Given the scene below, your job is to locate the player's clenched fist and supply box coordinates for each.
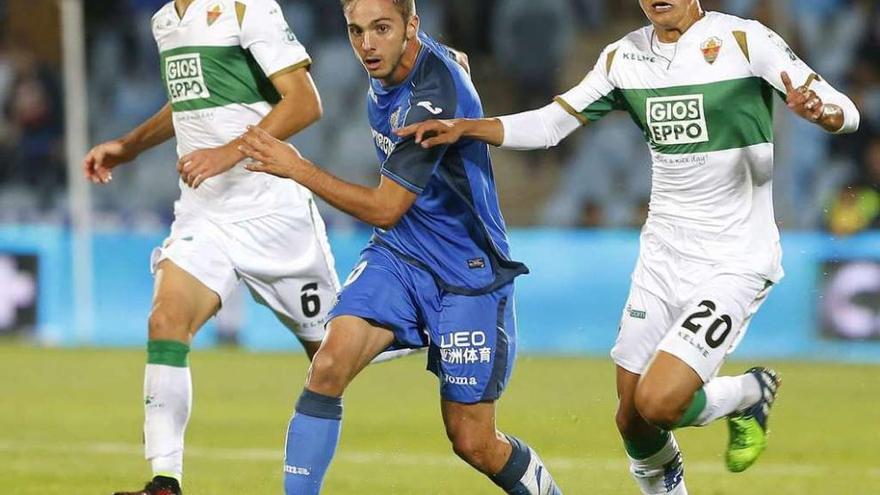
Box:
[239,125,312,181]
[781,71,825,123]
[82,140,134,184]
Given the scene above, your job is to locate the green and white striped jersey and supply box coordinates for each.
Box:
[152,0,311,222]
[557,12,857,281]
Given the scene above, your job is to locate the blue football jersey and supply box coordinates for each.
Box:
[366,33,528,295]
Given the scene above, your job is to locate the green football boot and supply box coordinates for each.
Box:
[726,367,781,473]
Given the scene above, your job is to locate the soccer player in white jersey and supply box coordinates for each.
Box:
[82,1,337,494]
[398,0,860,493]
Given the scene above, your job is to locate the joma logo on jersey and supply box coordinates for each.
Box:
[646,95,709,146]
[165,53,211,103]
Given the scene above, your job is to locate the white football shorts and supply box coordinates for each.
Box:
[611,228,774,382]
[150,195,339,343]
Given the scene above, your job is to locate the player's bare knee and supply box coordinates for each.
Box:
[147,307,191,341]
[634,386,683,429]
[449,432,493,470]
[306,350,350,396]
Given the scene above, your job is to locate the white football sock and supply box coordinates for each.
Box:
[628,433,688,495]
[144,363,192,481]
[695,374,761,426]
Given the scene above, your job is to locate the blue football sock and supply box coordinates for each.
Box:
[492,435,563,495]
[283,389,343,495]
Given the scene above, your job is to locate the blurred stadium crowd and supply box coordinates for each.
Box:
[0,0,878,233]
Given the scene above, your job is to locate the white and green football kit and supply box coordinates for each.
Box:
[149,0,338,342]
[140,1,338,483]
[494,11,857,493]
[506,11,858,381]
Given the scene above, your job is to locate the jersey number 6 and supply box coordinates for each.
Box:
[300,283,321,318]
[681,300,733,349]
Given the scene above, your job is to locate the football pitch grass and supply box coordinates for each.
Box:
[1,345,877,494]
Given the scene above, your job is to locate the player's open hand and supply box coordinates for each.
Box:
[396,119,463,148]
[239,125,311,181]
[177,143,242,189]
[782,71,824,123]
[83,140,133,184]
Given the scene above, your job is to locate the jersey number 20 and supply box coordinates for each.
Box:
[681,300,733,349]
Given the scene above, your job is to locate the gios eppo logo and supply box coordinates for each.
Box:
[646,94,709,146]
[165,53,211,103]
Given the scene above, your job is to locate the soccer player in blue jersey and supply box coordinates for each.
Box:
[237,0,563,494]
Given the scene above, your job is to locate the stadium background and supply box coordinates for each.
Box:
[0,0,878,494]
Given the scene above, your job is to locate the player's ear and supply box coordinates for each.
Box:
[406,14,419,40]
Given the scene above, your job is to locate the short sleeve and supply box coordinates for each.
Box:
[239,0,311,79]
[380,62,458,194]
[555,44,624,125]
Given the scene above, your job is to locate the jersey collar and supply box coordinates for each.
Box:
[172,0,204,23]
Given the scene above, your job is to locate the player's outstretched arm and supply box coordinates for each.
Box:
[750,22,859,134]
[398,43,621,151]
[178,67,322,189]
[396,101,582,151]
[83,103,174,184]
[240,126,415,230]
[396,118,504,148]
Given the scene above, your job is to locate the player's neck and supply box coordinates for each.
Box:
[174,0,195,18]
[654,7,705,43]
[380,37,423,87]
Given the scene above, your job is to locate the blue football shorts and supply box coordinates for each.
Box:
[329,244,517,404]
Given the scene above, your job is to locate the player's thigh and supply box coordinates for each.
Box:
[232,207,340,344]
[151,259,221,341]
[615,365,660,437]
[330,246,433,350]
[431,283,516,405]
[306,315,396,396]
[611,282,676,377]
[149,214,236,340]
[654,271,772,383]
[307,248,427,395]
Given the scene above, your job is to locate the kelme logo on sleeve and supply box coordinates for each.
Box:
[165,53,211,103]
[646,95,709,146]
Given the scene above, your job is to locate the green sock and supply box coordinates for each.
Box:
[624,429,670,460]
[675,388,707,428]
[147,340,190,367]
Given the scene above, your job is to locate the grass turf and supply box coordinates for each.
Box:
[0,345,877,494]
